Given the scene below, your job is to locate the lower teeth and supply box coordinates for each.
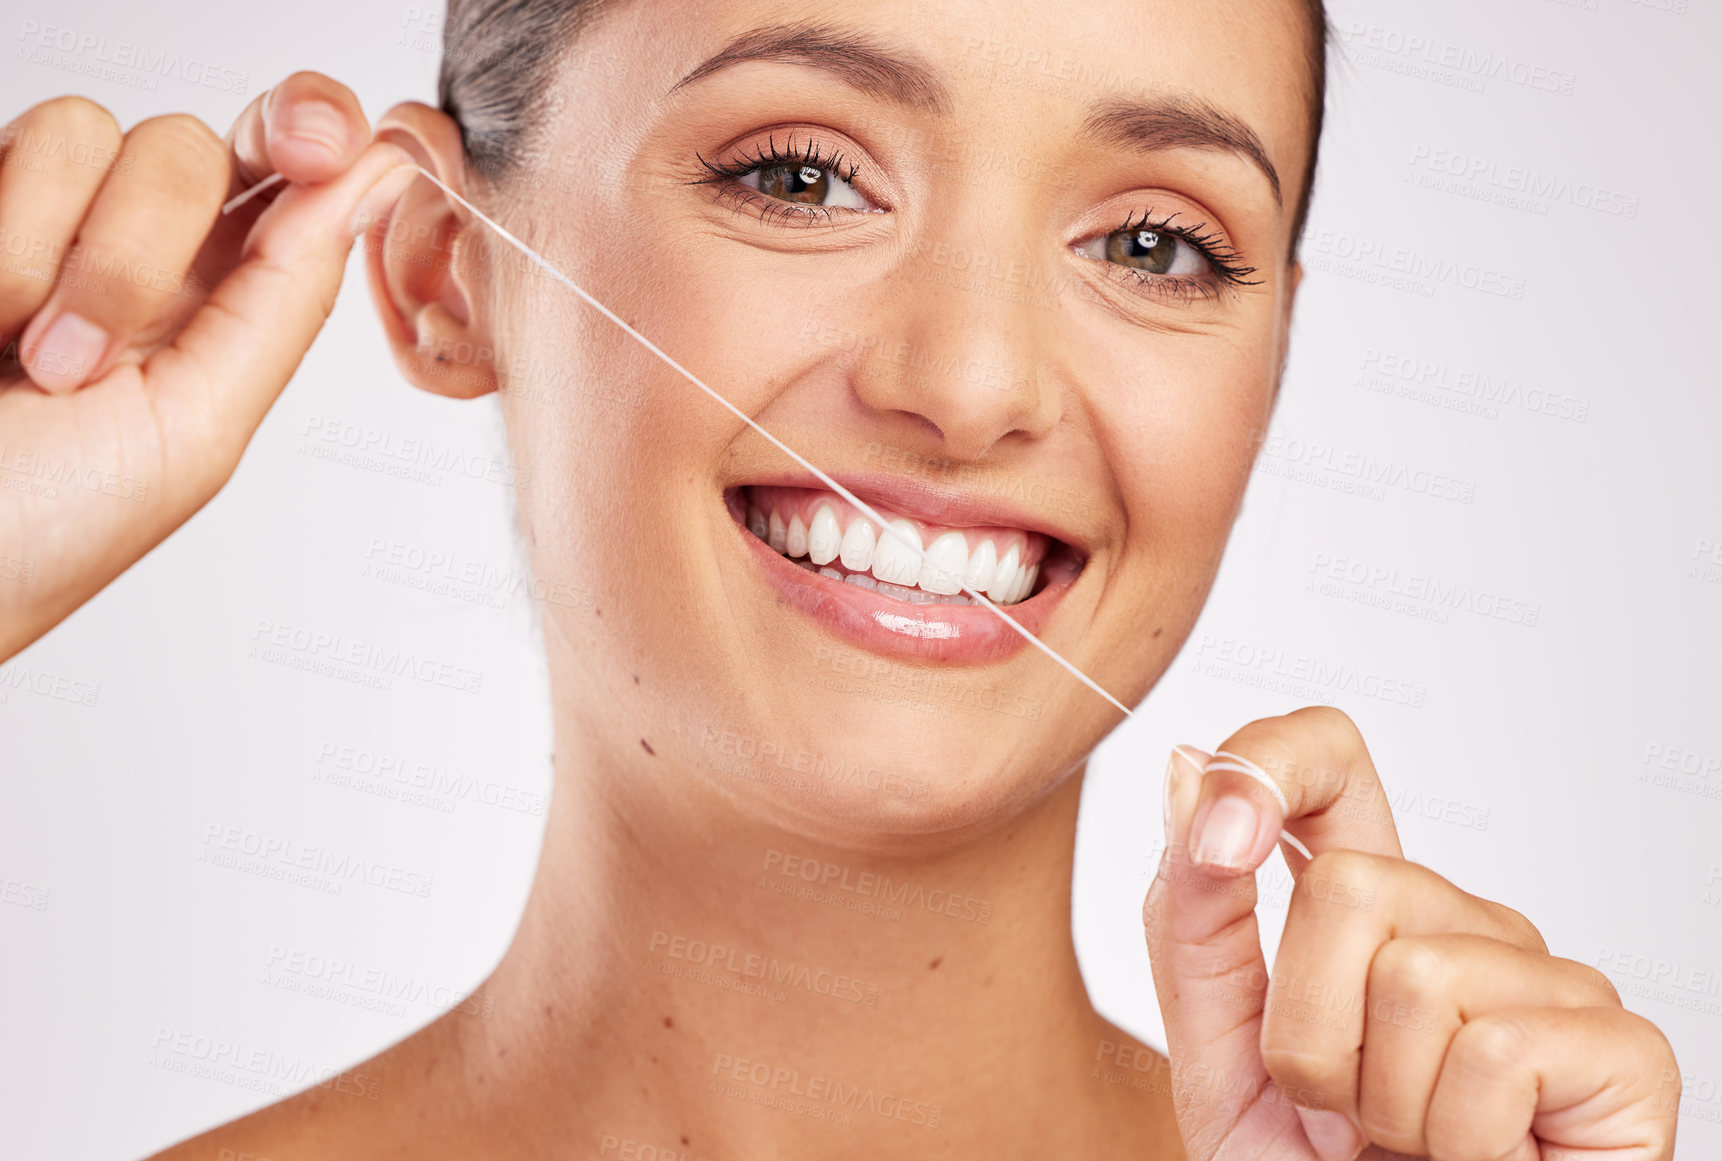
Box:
[793,555,982,605]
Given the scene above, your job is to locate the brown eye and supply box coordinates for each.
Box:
[1078,224,1210,279]
[757,164,829,204]
[737,160,870,211]
[1106,228,1177,274]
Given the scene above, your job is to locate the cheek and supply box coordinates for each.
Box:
[1099,329,1279,565]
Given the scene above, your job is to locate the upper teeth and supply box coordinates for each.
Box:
[745,487,1043,606]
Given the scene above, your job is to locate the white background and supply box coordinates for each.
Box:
[1,0,1719,1156]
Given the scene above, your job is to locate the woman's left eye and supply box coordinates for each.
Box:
[739,163,871,210]
[1076,226,1211,277]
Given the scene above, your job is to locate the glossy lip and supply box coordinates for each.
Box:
[725,472,1090,666]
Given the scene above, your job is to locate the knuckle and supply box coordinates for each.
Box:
[1289,704,1360,739]
[1357,1104,1422,1154]
[1369,938,1449,1007]
[281,69,344,96]
[127,114,231,187]
[1489,902,1547,954]
[1299,849,1379,902]
[27,94,122,146]
[1259,1042,1348,1097]
[1565,960,1621,1006]
[1452,1013,1530,1074]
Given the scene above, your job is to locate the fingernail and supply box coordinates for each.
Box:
[284,99,348,158]
[1294,1107,1365,1161]
[1190,794,1260,871]
[24,311,107,392]
[349,163,421,238]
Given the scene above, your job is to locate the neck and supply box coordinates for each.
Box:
[450,705,1140,1158]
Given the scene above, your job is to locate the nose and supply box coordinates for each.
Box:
[848,242,1064,462]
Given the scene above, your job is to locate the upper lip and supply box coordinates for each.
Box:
[732,468,1092,554]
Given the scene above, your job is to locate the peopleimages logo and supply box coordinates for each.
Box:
[711,1053,943,1128]
[760,849,993,924]
[1407,145,1640,219]
[648,930,880,1005]
[199,824,434,898]
[1338,22,1578,96]
[15,21,251,93]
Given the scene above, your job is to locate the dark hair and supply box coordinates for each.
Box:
[440,0,1329,251]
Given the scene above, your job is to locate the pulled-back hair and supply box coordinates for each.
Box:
[439,0,1330,250]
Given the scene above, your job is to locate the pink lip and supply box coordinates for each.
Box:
[728,486,1084,666]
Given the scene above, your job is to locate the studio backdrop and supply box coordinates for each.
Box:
[1,0,1718,1156]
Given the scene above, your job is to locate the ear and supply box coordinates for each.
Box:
[361,101,496,399]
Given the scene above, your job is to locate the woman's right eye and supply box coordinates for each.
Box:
[738,163,872,211]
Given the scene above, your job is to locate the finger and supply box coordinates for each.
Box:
[0,97,123,341]
[1147,744,1299,1156]
[1357,936,1620,1155]
[1427,1007,1679,1161]
[1262,852,1549,1147]
[225,70,371,195]
[1186,706,1401,877]
[14,114,231,394]
[141,141,419,506]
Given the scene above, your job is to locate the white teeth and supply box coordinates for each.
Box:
[964,539,997,593]
[878,579,934,604]
[872,519,923,587]
[839,519,877,572]
[747,491,1046,606]
[808,505,841,566]
[987,544,1021,604]
[920,531,968,595]
[1013,562,1039,604]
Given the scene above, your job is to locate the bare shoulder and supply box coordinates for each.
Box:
[140,1014,465,1161]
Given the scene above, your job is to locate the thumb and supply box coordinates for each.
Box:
[1144,744,1301,1158]
[143,140,420,508]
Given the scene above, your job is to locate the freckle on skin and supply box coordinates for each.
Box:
[928,957,942,970]
[641,738,655,756]
[1153,627,1163,638]
[664,1016,674,1029]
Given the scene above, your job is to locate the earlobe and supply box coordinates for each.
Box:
[361,102,497,400]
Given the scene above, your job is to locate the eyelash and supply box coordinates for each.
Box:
[1099,210,1264,304]
[691,134,866,227]
[690,138,1261,302]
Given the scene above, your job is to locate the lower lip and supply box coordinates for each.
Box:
[730,499,1076,666]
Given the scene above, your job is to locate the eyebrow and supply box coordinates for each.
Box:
[671,22,954,115]
[1080,94,1283,207]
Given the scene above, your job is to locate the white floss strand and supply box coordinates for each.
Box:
[221,165,1323,857]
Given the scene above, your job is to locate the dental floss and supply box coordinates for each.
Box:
[221,166,1311,858]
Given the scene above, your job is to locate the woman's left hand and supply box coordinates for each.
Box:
[1143,706,1680,1161]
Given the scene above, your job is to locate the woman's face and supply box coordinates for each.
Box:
[466,0,1312,843]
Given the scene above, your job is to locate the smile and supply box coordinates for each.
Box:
[726,478,1087,664]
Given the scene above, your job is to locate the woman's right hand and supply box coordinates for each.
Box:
[0,72,419,662]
